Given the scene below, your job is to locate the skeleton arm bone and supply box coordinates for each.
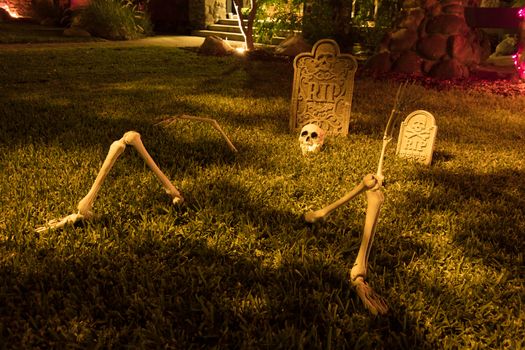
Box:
[304,174,379,224]
[303,175,388,315]
[122,131,184,204]
[36,137,127,232]
[157,115,238,153]
[350,188,388,315]
[35,131,183,232]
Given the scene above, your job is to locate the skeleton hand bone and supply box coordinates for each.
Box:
[352,277,389,316]
[35,212,90,233]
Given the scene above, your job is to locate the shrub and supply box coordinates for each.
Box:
[77,0,152,40]
[254,1,303,44]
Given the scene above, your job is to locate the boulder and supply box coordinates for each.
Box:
[198,35,234,56]
[426,14,468,35]
[275,34,312,57]
[365,52,392,75]
[399,8,426,30]
[442,4,464,16]
[366,0,488,78]
[417,34,448,60]
[393,51,423,75]
[421,0,439,9]
[450,34,478,65]
[430,58,469,78]
[492,36,518,57]
[390,28,418,51]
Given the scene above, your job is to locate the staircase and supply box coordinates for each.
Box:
[192,18,288,45]
[192,18,246,43]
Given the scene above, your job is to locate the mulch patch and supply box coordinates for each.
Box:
[359,71,525,97]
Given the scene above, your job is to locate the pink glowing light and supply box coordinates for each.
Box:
[0,4,20,18]
[513,50,525,79]
[514,8,525,79]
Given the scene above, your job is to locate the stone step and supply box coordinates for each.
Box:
[193,29,287,45]
[217,18,246,26]
[208,23,242,34]
[192,29,245,42]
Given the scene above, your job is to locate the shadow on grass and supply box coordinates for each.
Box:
[409,167,525,267]
[0,230,434,349]
[0,95,239,169]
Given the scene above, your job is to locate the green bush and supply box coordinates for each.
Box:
[77,0,152,40]
[254,1,303,44]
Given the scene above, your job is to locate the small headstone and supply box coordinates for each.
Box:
[290,39,358,136]
[396,110,437,165]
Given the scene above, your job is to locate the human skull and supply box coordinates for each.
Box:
[409,115,427,132]
[315,42,337,71]
[299,124,326,155]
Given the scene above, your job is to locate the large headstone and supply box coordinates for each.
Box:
[396,110,437,165]
[290,39,358,136]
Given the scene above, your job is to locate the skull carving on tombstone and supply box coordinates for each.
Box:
[299,123,326,155]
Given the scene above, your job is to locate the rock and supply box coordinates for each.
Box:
[422,59,437,73]
[426,14,468,35]
[421,0,439,9]
[367,0,488,78]
[450,34,478,65]
[390,28,418,51]
[198,35,234,56]
[275,34,312,57]
[378,32,392,53]
[393,51,423,75]
[440,0,463,6]
[492,36,518,57]
[399,8,426,30]
[417,34,448,60]
[430,58,469,78]
[430,4,443,17]
[442,4,464,16]
[402,0,422,9]
[365,52,392,75]
[63,27,91,37]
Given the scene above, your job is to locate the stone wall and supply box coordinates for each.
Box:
[189,0,226,29]
[366,0,493,79]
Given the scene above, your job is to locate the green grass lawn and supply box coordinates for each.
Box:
[0,21,104,44]
[0,42,524,349]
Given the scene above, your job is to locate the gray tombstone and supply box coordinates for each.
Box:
[290,39,358,136]
[396,110,437,166]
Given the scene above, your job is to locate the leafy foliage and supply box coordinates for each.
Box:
[254,1,303,44]
[254,0,400,51]
[76,0,152,40]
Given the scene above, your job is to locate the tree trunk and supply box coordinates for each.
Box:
[233,0,257,50]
